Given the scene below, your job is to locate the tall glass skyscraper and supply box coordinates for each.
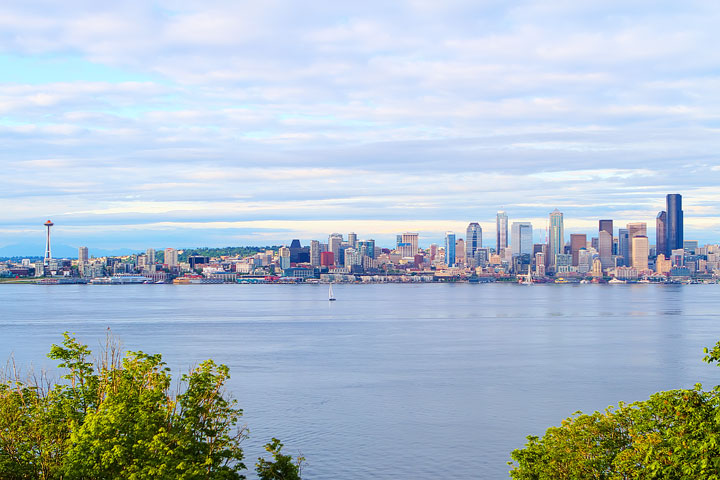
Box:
[666,194,683,254]
[445,232,456,266]
[548,209,564,267]
[618,228,629,267]
[511,222,533,256]
[496,211,508,254]
[466,223,482,261]
[656,211,667,257]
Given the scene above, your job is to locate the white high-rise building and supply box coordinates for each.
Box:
[496,211,508,254]
[146,248,156,265]
[511,222,533,256]
[400,232,419,257]
[632,236,649,271]
[165,248,178,267]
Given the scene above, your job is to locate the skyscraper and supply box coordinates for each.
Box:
[570,234,586,266]
[599,220,613,236]
[496,211,508,254]
[618,228,629,266]
[328,233,343,263]
[511,222,533,256]
[310,240,321,266]
[347,232,358,249]
[358,240,375,259]
[666,194,683,254]
[656,211,667,257]
[78,246,89,263]
[632,236,649,271]
[165,247,178,267]
[598,219,613,270]
[401,232,419,257]
[146,248,156,265]
[548,209,564,267]
[627,222,647,267]
[445,232,456,266]
[466,223,482,261]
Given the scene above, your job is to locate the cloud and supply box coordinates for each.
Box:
[1,1,720,249]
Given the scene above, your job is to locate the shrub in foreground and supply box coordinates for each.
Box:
[0,333,302,479]
[509,342,720,479]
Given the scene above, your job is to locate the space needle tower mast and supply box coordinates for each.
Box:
[44,220,53,265]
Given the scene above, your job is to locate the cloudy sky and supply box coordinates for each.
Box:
[2,0,720,254]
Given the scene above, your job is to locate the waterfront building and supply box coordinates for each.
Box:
[627,222,647,267]
[466,223,482,262]
[591,258,603,277]
[570,234,586,266]
[496,211,508,255]
[146,248,156,265]
[445,232,456,266]
[511,222,533,256]
[548,209,564,268]
[666,194,683,256]
[165,248,178,267]
[631,235,649,271]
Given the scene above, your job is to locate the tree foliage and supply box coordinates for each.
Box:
[509,341,720,479]
[0,333,302,479]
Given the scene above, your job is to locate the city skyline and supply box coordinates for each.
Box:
[2,3,720,249]
[3,193,703,257]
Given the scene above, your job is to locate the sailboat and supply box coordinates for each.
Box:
[328,284,336,301]
[520,268,533,285]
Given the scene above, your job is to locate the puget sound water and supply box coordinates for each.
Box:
[2,283,720,479]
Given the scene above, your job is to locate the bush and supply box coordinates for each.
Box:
[509,342,720,479]
[0,332,302,479]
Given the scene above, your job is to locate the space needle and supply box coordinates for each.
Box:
[44,219,53,266]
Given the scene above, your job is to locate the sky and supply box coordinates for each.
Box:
[2,0,720,255]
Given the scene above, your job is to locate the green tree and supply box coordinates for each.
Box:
[0,333,303,479]
[509,341,720,479]
[256,438,304,480]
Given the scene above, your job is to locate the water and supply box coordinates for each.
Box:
[2,283,720,479]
